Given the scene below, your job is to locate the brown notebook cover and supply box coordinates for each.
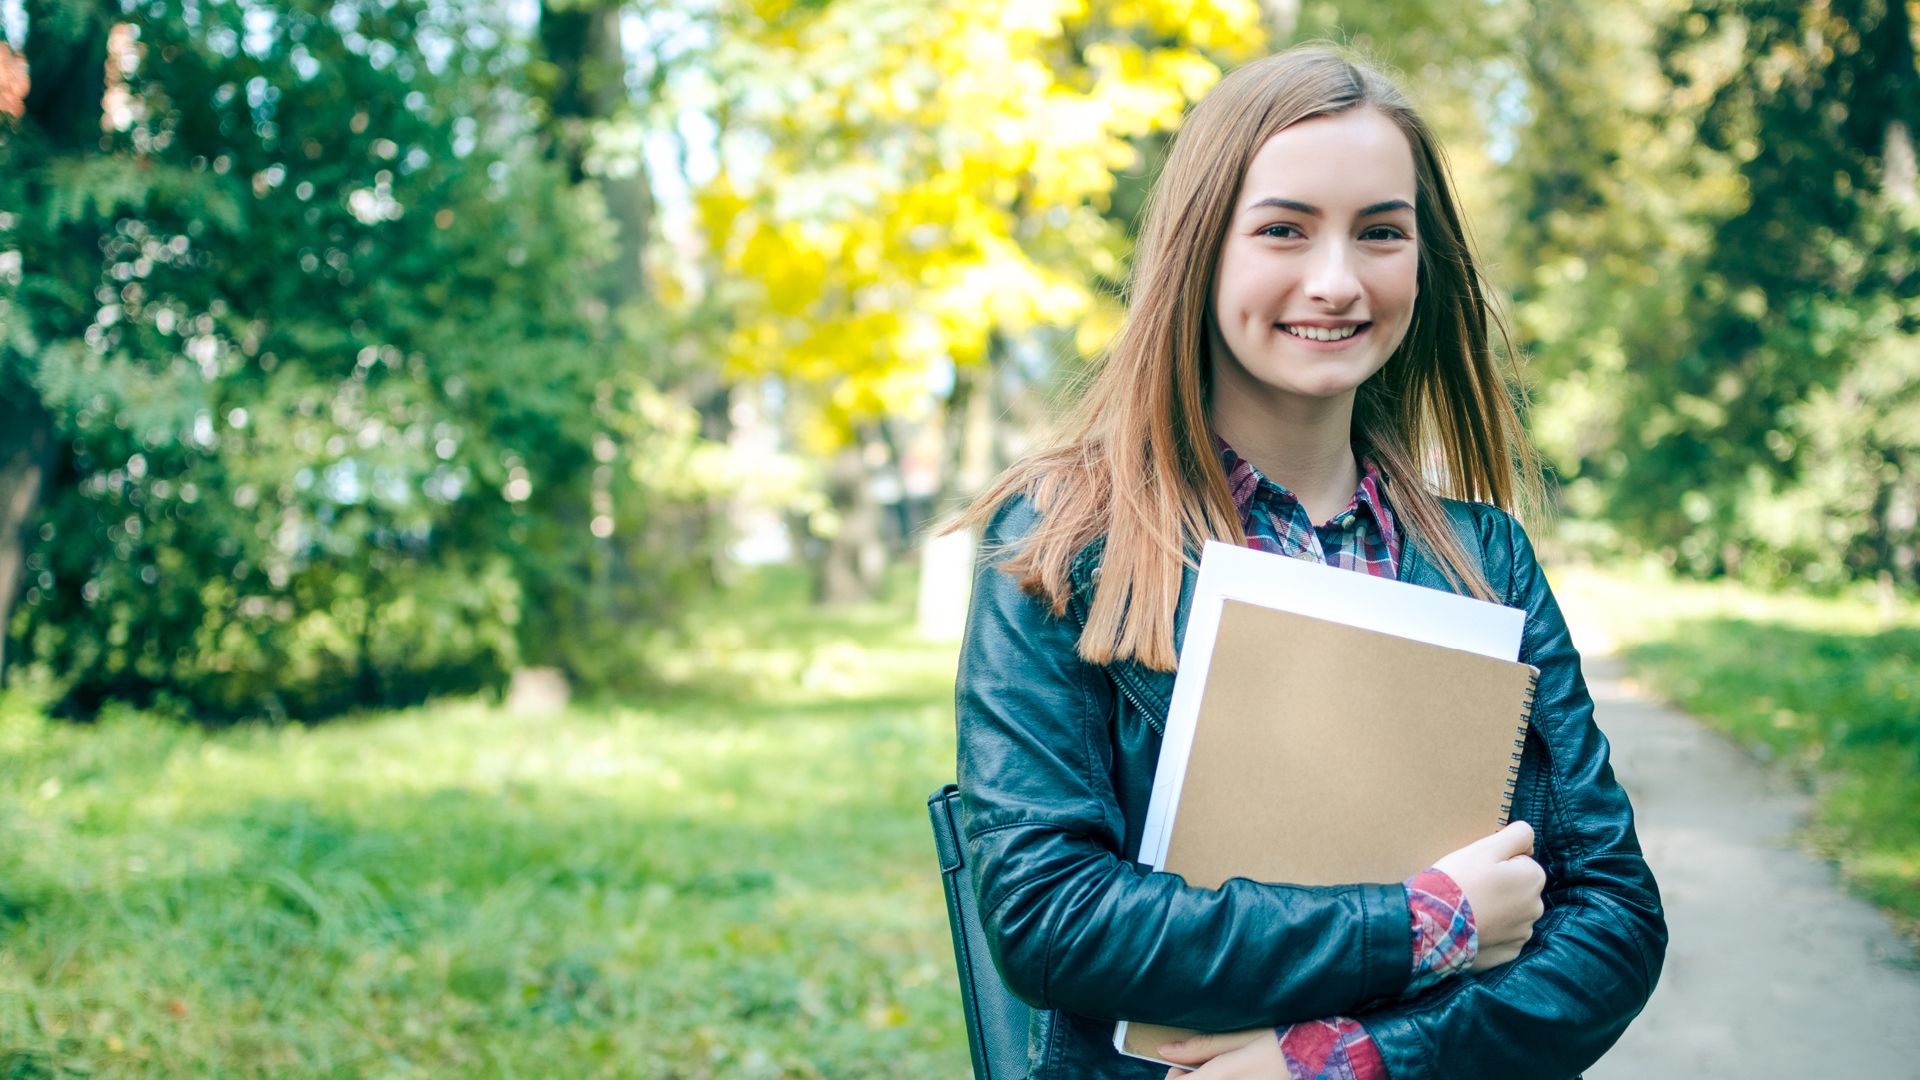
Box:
[1119,599,1537,1063]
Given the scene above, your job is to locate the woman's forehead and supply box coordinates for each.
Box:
[1236,107,1418,212]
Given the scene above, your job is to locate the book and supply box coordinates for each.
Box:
[1114,542,1536,1065]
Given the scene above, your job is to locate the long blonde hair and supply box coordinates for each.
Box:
[958,46,1540,672]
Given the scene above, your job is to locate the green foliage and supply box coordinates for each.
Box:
[0,568,966,1076]
[3,1,722,718]
[1506,0,1920,588]
[7,0,1916,721]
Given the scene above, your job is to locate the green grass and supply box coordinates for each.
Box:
[0,568,970,1078]
[21,551,1908,1076]
[1551,562,1920,942]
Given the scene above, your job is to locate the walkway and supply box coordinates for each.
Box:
[1560,605,1920,1077]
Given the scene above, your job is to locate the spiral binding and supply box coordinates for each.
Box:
[1495,669,1539,825]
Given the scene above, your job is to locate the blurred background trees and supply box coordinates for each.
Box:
[2,0,723,718]
[3,0,1916,721]
[697,0,1267,600]
[1510,0,1919,589]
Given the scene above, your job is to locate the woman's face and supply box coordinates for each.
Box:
[1207,106,1420,415]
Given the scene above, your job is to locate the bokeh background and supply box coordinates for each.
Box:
[1,0,1916,1075]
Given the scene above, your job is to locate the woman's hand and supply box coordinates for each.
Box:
[1158,1029,1284,1078]
[1431,820,1546,971]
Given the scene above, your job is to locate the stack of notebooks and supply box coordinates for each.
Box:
[1114,541,1538,1065]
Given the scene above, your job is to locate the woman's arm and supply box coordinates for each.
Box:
[957,495,1414,1030]
[1356,509,1668,1079]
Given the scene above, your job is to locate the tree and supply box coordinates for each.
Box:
[1487,0,1919,589]
[1,0,113,685]
[1494,0,1738,495]
[1637,0,1919,584]
[536,0,653,308]
[1,1,720,716]
[689,0,1267,600]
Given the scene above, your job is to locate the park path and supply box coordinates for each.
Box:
[1553,593,1920,1079]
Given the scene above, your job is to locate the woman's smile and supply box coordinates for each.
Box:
[1275,320,1371,344]
[1207,105,1421,417]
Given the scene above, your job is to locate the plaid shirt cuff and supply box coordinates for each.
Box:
[1403,866,1477,996]
[1273,1017,1388,1080]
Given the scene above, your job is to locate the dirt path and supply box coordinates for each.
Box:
[1559,610,1920,1077]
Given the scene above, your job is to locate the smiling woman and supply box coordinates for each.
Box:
[946,45,1665,1080]
[1209,107,1422,522]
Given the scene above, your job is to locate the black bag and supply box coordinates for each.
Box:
[929,784,1033,1079]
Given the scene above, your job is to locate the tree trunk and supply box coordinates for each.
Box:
[535,2,673,681]
[5,2,113,685]
[24,1,112,152]
[817,444,887,605]
[539,1,651,309]
[934,340,1009,515]
[870,418,915,556]
[0,395,57,685]
[931,362,978,515]
[1862,0,1917,205]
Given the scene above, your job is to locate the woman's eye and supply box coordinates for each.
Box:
[1257,223,1303,239]
[1360,225,1410,241]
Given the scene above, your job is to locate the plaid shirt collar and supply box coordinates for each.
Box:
[1215,435,1402,575]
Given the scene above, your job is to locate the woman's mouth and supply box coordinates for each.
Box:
[1277,322,1369,342]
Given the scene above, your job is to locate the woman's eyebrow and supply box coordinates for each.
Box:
[1244,197,1321,216]
[1241,197,1415,217]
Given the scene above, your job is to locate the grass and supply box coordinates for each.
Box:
[0,567,970,1078]
[1550,561,1920,943]
[8,552,1914,1076]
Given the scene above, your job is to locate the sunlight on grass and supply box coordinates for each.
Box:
[1551,560,1920,944]
[0,568,970,1078]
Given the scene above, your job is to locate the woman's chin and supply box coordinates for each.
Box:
[1249,373,1374,405]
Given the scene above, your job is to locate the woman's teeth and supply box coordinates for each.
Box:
[1280,323,1363,341]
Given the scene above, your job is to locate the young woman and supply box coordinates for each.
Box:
[951,46,1666,1079]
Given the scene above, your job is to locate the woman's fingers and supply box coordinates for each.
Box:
[1483,819,1535,859]
[1157,1028,1269,1065]
[1159,1030,1287,1077]
[1436,820,1548,973]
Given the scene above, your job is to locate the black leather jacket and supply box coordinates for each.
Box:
[954,493,1666,1079]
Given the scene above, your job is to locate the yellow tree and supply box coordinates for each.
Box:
[689,0,1265,599]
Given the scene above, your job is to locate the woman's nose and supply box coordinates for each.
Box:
[1303,242,1362,310]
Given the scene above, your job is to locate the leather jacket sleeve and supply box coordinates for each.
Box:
[1362,506,1668,1079]
[955,494,1416,1029]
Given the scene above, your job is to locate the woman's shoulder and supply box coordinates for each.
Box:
[963,453,1113,621]
[979,487,1044,543]
[1431,496,1545,603]
[1432,496,1538,545]
[970,449,1101,547]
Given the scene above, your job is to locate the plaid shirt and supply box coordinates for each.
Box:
[1218,440,1475,1080]
[1221,439,1402,575]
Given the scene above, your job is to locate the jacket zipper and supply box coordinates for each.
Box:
[1073,558,1170,736]
[1113,672,1165,736]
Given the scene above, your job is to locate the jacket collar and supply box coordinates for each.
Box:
[1066,498,1478,731]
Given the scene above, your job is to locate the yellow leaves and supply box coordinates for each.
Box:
[742,223,834,318]
[923,244,1094,351]
[1078,0,1266,61]
[1150,48,1230,106]
[695,0,1267,446]
[695,179,747,258]
[1002,0,1083,37]
[1075,296,1127,358]
[1081,41,1214,135]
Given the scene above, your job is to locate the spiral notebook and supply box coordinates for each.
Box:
[1115,543,1537,1065]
